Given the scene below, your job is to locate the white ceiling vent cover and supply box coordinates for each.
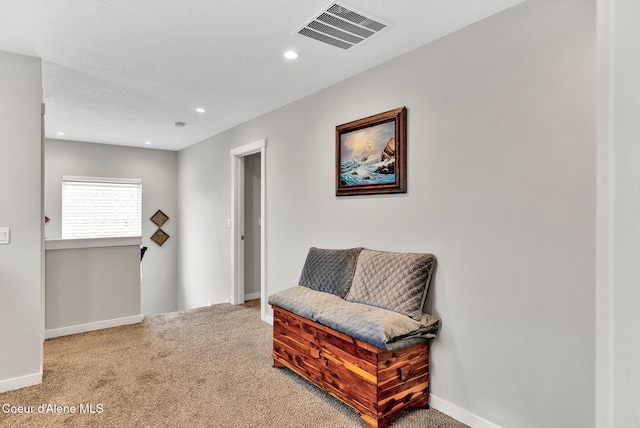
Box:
[297,3,387,50]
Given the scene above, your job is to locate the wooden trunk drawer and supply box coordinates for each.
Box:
[272,306,430,428]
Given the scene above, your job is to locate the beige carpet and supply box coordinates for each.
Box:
[0,301,468,428]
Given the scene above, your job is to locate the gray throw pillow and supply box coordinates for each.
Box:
[298,247,363,298]
[345,249,436,320]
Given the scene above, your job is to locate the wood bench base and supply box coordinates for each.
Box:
[272,306,430,428]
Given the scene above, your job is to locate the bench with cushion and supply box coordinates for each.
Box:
[268,247,440,428]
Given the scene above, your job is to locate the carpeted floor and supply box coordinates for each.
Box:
[0,301,468,427]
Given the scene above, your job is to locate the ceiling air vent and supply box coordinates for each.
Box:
[297,3,387,50]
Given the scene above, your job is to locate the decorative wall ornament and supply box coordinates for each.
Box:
[336,107,407,196]
[150,229,170,246]
[150,209,169,227]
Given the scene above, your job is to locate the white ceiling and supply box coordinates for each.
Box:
[0,0,525,151]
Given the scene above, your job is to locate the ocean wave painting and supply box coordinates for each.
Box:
[339,121,396,187]
[340,158,395,186]
[336,107,406,196]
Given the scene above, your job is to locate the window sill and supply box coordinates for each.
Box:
[45,236,142,250]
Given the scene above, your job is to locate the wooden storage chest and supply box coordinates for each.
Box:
[272,306,430,428]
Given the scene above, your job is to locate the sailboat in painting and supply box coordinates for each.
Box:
[340,137,396,187]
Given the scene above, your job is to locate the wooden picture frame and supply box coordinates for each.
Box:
[150,209,169,227]
[150,229,170,246]
[336,107,407,196]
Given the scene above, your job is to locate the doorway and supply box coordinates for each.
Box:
[230,139,266,322]
[243,153,261,302]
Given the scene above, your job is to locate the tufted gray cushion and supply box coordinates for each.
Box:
[346,249,436,320]
[298,247,363,297]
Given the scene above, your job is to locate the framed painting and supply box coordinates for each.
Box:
[335,107,407,196]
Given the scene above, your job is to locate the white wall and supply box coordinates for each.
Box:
[596,0,640,426]
[44,139,178,315]
[177,137,231,308]
[0,50,43,392]
[178,0,596,426]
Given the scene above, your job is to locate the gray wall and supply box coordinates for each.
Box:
[0,51,43,391]
[44,139,178,315]
[45,241,141,332]
[596,0,640,425]
[177,0,595,426]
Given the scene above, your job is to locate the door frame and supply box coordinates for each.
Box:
[230,139,266,321]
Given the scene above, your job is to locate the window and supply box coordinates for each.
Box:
[62,176,142,239]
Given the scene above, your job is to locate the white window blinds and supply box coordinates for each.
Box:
[62,176,142,239]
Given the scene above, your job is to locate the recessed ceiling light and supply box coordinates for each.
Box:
[145,141,152,145]
[195,108,206,113]
[284,50,299,60]
[56,132,65,136]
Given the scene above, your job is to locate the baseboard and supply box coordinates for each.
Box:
[429,394,502,428]
[0,371,42,393]
[264,314,273,325]
[244,292,261,301]
[45,314,144,339]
